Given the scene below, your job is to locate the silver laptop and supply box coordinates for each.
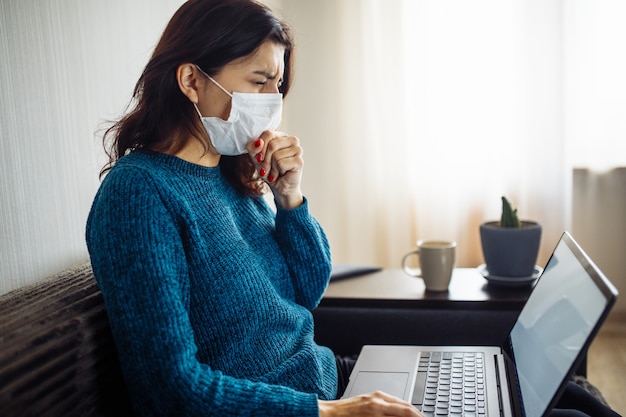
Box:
[341,232,618,417]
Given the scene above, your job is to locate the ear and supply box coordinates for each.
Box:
[176,63,202,104]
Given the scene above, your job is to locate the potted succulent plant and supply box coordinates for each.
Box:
[479,196,542,278]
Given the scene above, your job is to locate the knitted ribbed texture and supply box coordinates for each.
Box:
[86,149,335,416]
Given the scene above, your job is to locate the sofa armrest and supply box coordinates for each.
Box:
[0,263,136,417]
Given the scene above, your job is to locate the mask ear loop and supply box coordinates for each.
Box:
[195,65,233,97]
[193,103,204,118]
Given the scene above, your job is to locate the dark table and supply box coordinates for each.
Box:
[313,268,533,357]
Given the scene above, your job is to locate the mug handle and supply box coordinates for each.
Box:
[401,250,421,277]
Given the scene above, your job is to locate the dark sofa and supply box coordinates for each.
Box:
[0,263,135,417]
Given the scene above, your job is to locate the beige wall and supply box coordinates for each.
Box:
[0,0,186,295]
[572,168,626,323]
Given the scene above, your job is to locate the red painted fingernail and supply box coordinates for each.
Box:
[256,153,263,163]
[260,168,266,177]
[268,175,275,183]
[254,139,262,148]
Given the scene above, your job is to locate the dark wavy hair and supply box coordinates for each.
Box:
[100,0,294,197]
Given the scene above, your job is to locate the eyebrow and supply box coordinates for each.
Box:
[253,70,281,80]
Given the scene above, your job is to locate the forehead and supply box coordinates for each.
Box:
[225,40,285,76]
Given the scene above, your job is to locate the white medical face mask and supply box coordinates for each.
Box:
[194,66,283,156]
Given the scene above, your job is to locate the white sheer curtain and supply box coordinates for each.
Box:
[276,0,626,269]
[564,0,626,171]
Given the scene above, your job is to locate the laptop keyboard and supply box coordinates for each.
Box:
[411,351,486,416]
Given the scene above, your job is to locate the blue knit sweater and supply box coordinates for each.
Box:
[86,149,336,416]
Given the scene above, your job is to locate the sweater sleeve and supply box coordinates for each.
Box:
[86,169,320,417]
[274,198,333,310]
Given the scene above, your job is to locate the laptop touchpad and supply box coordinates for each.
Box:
[351,371,409,398]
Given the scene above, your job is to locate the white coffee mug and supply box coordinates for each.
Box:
[401,240,456,291]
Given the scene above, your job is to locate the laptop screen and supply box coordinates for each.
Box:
[510,233,617,417]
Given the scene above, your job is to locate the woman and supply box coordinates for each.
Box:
[86,0,419,416]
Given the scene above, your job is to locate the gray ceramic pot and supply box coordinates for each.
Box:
[479,221,542,277]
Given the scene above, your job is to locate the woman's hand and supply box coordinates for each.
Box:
[318,391,423,417]
[248,131,304,209]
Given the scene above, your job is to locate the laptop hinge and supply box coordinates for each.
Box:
[503,351,525,417]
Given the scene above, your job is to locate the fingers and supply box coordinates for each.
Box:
[248,131,303,184]
[246,131,304,208]
[318,391,423,417]
[362,391,422,416]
